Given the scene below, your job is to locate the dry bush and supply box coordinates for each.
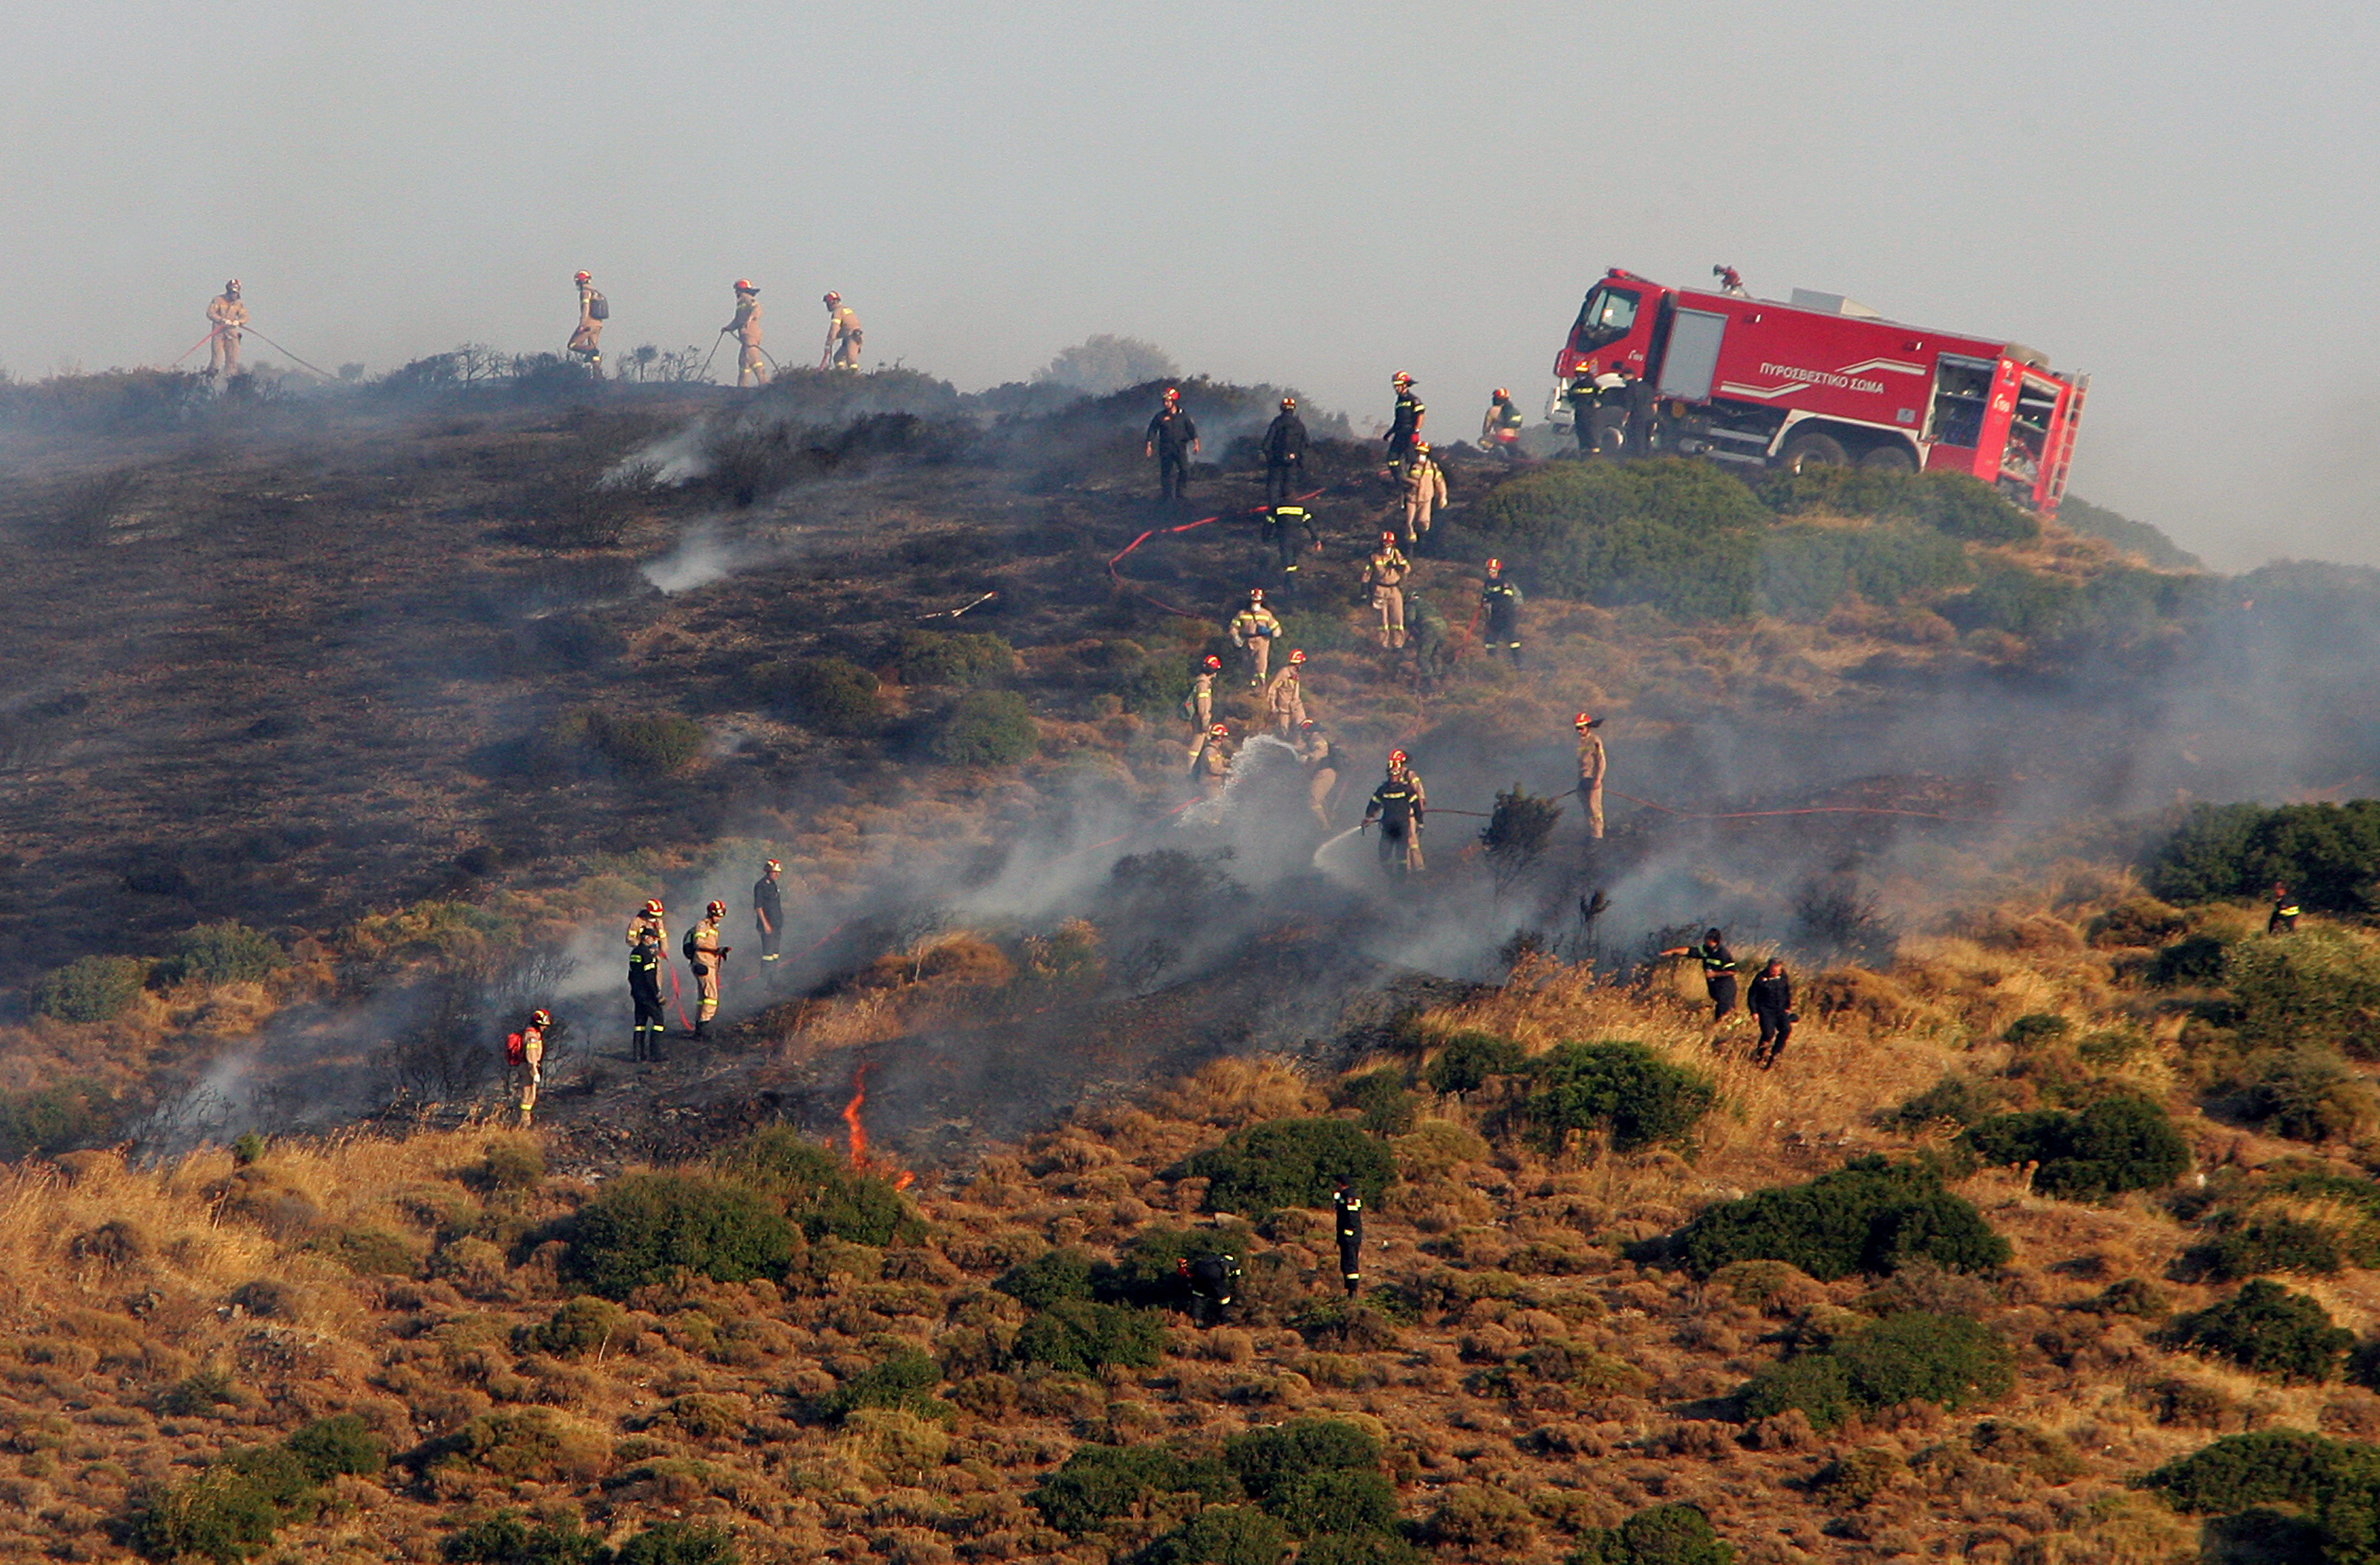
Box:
[1152,1058,1325,1129]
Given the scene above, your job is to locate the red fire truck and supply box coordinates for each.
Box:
[1552,267,2086,515]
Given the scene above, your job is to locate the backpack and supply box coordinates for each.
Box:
[504,1032,526,1067]
[587,291,609,321]
[682,926,700,963]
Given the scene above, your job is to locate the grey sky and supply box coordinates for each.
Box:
[5,2,2375,568]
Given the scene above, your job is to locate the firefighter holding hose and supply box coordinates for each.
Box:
[205,280,246,377]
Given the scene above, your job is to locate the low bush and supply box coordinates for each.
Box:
[816,1346,943,1422]
[1941,560,2086,643]
[1757,522,1972,620]
[1673,1157,2011,1281]
[2236,1049,2380,1143]
[2141,1429,2345,1513]
[2196,1217,2346,1281]
[443,1510,611,1563]
[580,709,706,777]
[929,689,1038,765]
[1424,1031,1526,1094]
[1739,1310,2014,1431]
[2151,932,2230,987]
[1334,1068,1417,1136]
[157,922,282,987]
[1014,1299,1165,1374]
[711,1127,921,1245]
[1224,1418,1384,1508]
[2161,1280,2354,1384]
[1028,1443,1236,1537]
[2005,1013,2072,1046]
[759,657,885,736]
[520,1295,627,1358]
[2227,929,2380,1059]
[0,1078,121,1160]
[282,1414,386,1481]
[130,1416,388,1564]
[432,1410,608,1483]
[1424,1484,1538,1552]
[1104,1221,1256,1305]
[1961,1094,2190,1199]
[1567,1501,1735,1564]
[1184,1118,1394,1216]
[1516,1040,1716,1153]
[1469,460,1765,621]
[29,954,148,1022]
[1139,1505,1291,1565]
[613,1522,739,1565]
[996,1246,1097,1310]
[560,1174,798,1299]
[891,629,1014,686]
[1880,1074,2005,1132]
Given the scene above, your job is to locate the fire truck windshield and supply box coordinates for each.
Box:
[1572,286,1641,349]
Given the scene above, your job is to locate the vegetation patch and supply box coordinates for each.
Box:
[1028,1443,1235,1537]
[560,1174,797,1299]
[928,689,1038,765]
[1739,1310,2014,1431]
[130,1415,386,1564]
[1468,460,1765,621]
[1514,1040,1716,1153]
[1014,1299,1166,1374]
[2147,800,2380,912]
[1567,1501,1735,1563]
[2160,1280,2355,1383]
[1423,1030,1527,1095]
[1672,1157,2011,1281]
[1960,1094,2189,1199]
[1183,1117,1394,1215]
[759,656,885,736]
[30,953,149,1022]
[711,1128,921,1245]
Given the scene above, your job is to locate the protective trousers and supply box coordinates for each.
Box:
[1755,1008,1793,1065]
[210,328,241,376]
[1245,636,1272,684]
[1338,1232,1362,1294]
[1265,461,1300,504]
[738,343,766,388]
[1705,973,1738,1022]
[629,965,666,1060]
[1373,586,1405,648]
[1487,605,1521,663]
[695,960,720,1023]
[1378,822,1420,875]
[1159,447,1192,501]
[1309,767,1338,828]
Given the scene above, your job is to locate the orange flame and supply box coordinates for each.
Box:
[840,1064,914,1191]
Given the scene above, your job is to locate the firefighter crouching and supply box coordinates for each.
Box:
[1231,589,1282,684]
[686,900,730,1039]
[1362,534,1410,650]
[1179,1250,1242,1327]
[627,900,668,1062]
[2269,883,2301,935]
[1481,386,1524,457]
[1190,723,1233,793]
[821,291,863,370]
[1362,750,1426,877]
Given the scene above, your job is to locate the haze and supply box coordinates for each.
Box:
[5,2,2375,570]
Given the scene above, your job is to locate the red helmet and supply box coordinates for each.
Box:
[529,1008,551,1028]
[1379,531,1396,544]
[1300,719,1317,731]
[1575,712,1600,729]
[824,291,841,304]
[1493,388,1507,400]
[575,271,591,283]
[1209,723,1229,736]
[1163,385,1180,402]
[1249,588,1265,602]
[1392,371,1412,387]
[706,900,726,919]
[764,858,781,872]
[734,278,755,291]
[1280,396,1296,410]
[226,278,241,292]
[1486,557,1503,571]
[642,899,663,917]
[1288,649,1306,664]
[1203,654,1222,670]
[1386,749,1407,770]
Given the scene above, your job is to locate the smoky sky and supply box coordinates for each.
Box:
[5,2,2377,568]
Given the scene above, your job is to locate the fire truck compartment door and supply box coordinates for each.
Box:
[1657,310,1727,402]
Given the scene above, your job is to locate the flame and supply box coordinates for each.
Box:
[840,1064,914,1191]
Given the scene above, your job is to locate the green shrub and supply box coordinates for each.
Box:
[444,1512,609,1563]
[2237,1049,2379,1143]
[612,1522,739,1565]
[479,1139,546,1192]
[580,709,706,777]
[1880,1074,2004,1132]
[817,1346,942,1421]
[1335,1068,1416,1136]
[1941,560,2085,642]
[1014,1299,1165,1374]
[1103,1221,1256,1305]
[444,1512,531,1563]
[1185,1117,1395,1215]
[1139,1504,1291,1565]
[2004,1013,2073,1046]
[995,1246,1097,1311]
[1028,1444,1237,1536]
[1297,1535,1423,1565]
[29,954,148,1022]
[2162,1280,2354,1383]
[1273,608,1356,655]
[157,922,282,987]
[2058,495,2201,568]
[315,1225,419,1277]
[1757,522,1972,619]
[520,1295,626,1358]
[1961,1094,2189,1200]
[761,657,885,736]
[1755,465,2034,543]
[1469,460,1764,620]
[283,1415,384,1481]
[433,1410,607,1483]
[929,689,1038,765]
[1517,1040,1715,1153]
[1674,1157,2010,1281]
[2228,929,2380,1059]
[2198,1217,2346,1281]
[2148,800,2380,912]
[891,629,1014,686]
[1223,1418,1385,1510]
[1739,1310,2013,1430]
[0,1078,121,1160]
[1568,1501,1735,1564]
[129,1423,372,1565]
[2150,932,2230,987]
[2141,1429,2345,1512]
[711,1127,921,1245]
[560,1174,797,1299]
[1424,1031,1527,1094]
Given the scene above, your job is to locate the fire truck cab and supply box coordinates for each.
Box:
[1552,268,2086,515]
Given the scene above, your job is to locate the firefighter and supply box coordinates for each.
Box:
[205,280,246,377]
[1230,589,1282,684]
[1362,751,1425,877]
[1178,1250,1241,1326]
[1262,395,1309,504]
[1748,959,1794,1069]
[753,859,783,963]
[569,271,604,378]
[1189,722,1233,793]
[1574,712,1607,840]
[1264,502,1321,588]
[1566,367,1600,453]
[2269,883,2301,935]
[820,291,863,370]
[1182,654,1221,729]
[1481,387,1525,457]
[1586,364,1630,454]
[626,900,667,1062]
[1145,386,1200,502]
[685,900,730,1038]
[1264,650,1308,737]
[1332,1174,1365,1294]
[1385,372,1424,475]
[512,1008,550,1125]
[1660,928,1741,1026]
[1406,591,1453,687]
[1301,720,1342,829]
[1621,362,1658,455]
[1402,443,1448,544]
[1479,557,1524,665]
[1362,533,1410,650]
[723,280,765,388]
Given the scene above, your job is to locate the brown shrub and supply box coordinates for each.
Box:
[1428,1484,1537,1551]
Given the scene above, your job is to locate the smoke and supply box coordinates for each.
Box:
[641,522,737,594]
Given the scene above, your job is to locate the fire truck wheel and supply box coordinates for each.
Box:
[1857,443,1917,474]
[1778,429,1849,473]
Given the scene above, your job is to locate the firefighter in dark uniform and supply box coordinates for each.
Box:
[1568,369,1603,453]
[1662,928,1740,1025]
[626,899,669,1062]
[1479,557,1524,665]
[753,858,783,963]
[1264,502,1321,590]
[1362,751,1426,877]
[1145,386,1200,502]
[1179,1250,1242,1326]
[2269,883,2301,935]
[1622,363,1658,455]
[1386,372,1424,476]
[1332,1174,1365,1295]
[1748,958,1794,1068]
[1262,395,1309,504]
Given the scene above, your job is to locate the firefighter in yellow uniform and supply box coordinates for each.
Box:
[724,281,765,388]
[515,1008,549,1125]
[1402,443,1448,543]
[821,291,863,370]
[1183,654,1221,730]
[1189,723,1233,793]
[1481,388,1524,457]
[205,281,246,377]
[569,271,604,377]
[1264,650,1308,737]
[1230,590,1283,685]
[687,900,730,1039]
[1575,712,1607,840]
[1362,534,1410,649]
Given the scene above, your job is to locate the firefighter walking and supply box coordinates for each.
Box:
[1574,712,1607,839]
[723,281,765,388]
[1145,386,1200,502]
[1480,558,1524,664]
[1481,387,1524,457]
[1262,395,1309,503]
[685,901,730,1038]
[1385,372,1424,475]
[1263,502,1321,592]
[1264,650,1308,737]
[1362,750,1426,877]
[1333,1174,1364,1295]
[1230,589,1281,684]
[569,271,605,378]
[626,899,668,1062]
[820,291,863,370]
[753,859,784,963]
[205,280,246,377]
[508,1008,550,1125]
[1401,443,1447,543]
[1660,928,1740,1026]
[1362,534,1410,649]
[1748,959,1794,1069]
[2269,883,2301,934]
[1182,654,1221,729]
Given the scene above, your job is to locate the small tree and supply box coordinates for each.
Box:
[1480,784,1563,896]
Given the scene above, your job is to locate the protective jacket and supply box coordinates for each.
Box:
[1483,395,1524,443]
[206,293,247,334]
[727,295,763,344]
[1147,405,1199,453]
[1748,970,1793,1019]
[1366,774,1424,829]
[753,874,781,926]
[1362,546,1409,589]
[1481,575,1523,626]
[1262,409,1309,467]
[627,913,666,970]
[1388,389,1424,446]
[1229,604,1282,646]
